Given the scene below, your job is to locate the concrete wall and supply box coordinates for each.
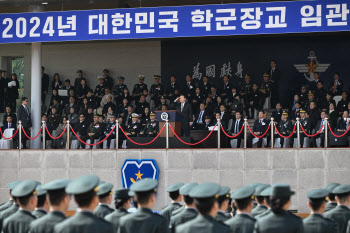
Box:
[0,148,349,212]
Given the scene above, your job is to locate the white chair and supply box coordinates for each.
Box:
[85,139,99,149]
[230,139,244,148]
[293,137,310,148]
[0,128,15,149]
[334,96,342,106]
[274,137,291,148]
[71,139,79,149]
[122,140,127,148]
[103,139,116,149]
[263,97,271,109]
[315,138,321,147]
[252,137,267,148]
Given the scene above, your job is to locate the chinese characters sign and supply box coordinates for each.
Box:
[0,0,349,43]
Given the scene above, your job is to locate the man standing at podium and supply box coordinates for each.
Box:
[174,94,192,137]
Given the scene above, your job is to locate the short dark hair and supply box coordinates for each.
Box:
[169,191,180,201]
[314,72,320,75]
[309,198,325,211]
[37,194,47,207]
[183,195,194,205]
[74,190,96,207]
[21,97,28,102]
[42,66,45,70]
[270,197,290,214]
[65,79,70,83]
[47,189,67,206]
[98,192,111,200]
[235,197,252,210]
[264,196,271,206]
[218,195,229,208]
[336,193,350,204]
[328,193,336,201]
[179,94,186,99]
[256,196,265,204]
[259,110,265,115]
[136,190,155,205]
[194,197,216,215]
[18,194,33,207]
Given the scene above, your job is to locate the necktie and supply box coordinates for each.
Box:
[181,104,184,112]
[320,120,324,131]
[198,111,203,123]
[221,112,224,120]
[235,120,239,134]
[187,82,190,88]
[333,81,337,93]
[9,123,11,128]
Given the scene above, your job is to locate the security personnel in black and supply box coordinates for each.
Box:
[140,112,158,137]
[100,115,117,149]
[276,111,293,148]
[220,76,232,100]
[74,70,85,94]
[104,189,132,232]
[250,184,270,218]
[102,69,114,91]
[32,186,49,219]
[215,186,230,223]
[0,181,20,212]
[324,185,350,233]
[253,184,304,233]
[161,182,184,223]
[3,179,38,233]
[87,115,103,148]
[94,77,106,107]
[135,95,150,116]
[28,179,71,233]
[113,77,128,105]
[303,189,339,233]
[132,75,148,104]
[94,183,114,219]
[54,175,113,233]
[325,183,341,212]
[225,186,256,233]
[291,109,311,148]
[150,75,164,107]
[126,113,142,137]
[175,183,231,233]
[119,179,169,233]
[259,73,273,104]
[170,183,198,233]
[240,75,252,117]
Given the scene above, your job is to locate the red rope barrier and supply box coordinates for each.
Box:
[22,127,42,140]
[221,125,244,138]
[0,128,19,140]
[328,124,350,138]
[169,124,216,146]
[46,127,66,140]
[274,124,296,139]
[119,125,165,145]
[247,124,271,138]
[70,126,115,146]
[300,124,323,137]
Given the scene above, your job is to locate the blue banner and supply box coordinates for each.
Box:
[0,0,349,43]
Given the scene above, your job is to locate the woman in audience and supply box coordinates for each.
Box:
[79,98,90,115]
[76,79,89,101]
[290,94,300,112]
[51,73,62,90]
[140,107,150,126]
[50,89,61,107]
[328,102,338,130]
[7,73,19,111]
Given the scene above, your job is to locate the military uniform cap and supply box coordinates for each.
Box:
[42,179,70,191]
[260,187,272,197]
[118,76,125,80]
[160,96,165,99]
[295,101,300,105]
[128,190,135,196]
[11,180,38,197]
[245,75,251,79]
[263,73,269,77]
[325,183,340,193]
[307,189,329,199]
[332,184,350,195]
[255,184,271,196]
[114,188,133,199]
[36,185,47,196]
[99,181,106,185]
[138,75,145,80]
[271,184,295,198]
[97,76,104,80]
[282,111,288,115]
[300,109,306,113]
[7,181,21,190]
[308,91,314,96]
[166,182,184,192]
[231,186,255,200]
[130,179,158,193]
[65,175,99,195]
[205,115,211,119]
[247,183,262,190]
[97,183,113,196]
[218,186,230,198]
[93,115,99,118]
[154,75,161,79]
[109,115,116,118]
[131,113,139,118]
[189,183,220,199]
[179,183,198,196]
[150,112,156,116]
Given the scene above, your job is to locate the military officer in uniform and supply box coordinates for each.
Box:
[324,185,350,233]
[275,111,293,148]
[150,75,164,107]
[28,179,71,233]
[87,115,103,148]
[126,113,142,137]
[94,183,114,219]
[118,179,169,233]
[259,73,273,106]
[113,77,128,106]
[240,75,252,118]
[175,183,231,233]
[215,186,230,223]
[253,184,304,233]
[105,189,132,232]
[0,181,20,212]
[225,186,256,233]
[140,112,159,137]
[250,184,270,218]
[54,175,113,233]
[255,187,272,219]
[303,189,339,233]
[32,186,49,219]
[99,115,117,149]
[102,69,114,91]
[94,76,106,108]
[132,75,148,104]
[291,109,311,148]
[3,180,38,233]
[170,183,198,233]
[161,182,184,222]
[325,183,341,212]
[0,181,21,230]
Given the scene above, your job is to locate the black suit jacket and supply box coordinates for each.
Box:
[267,67,281,83]
[17,105,32,128]
[176,102,192,123]
[253,119,269,134]
[230,119,244,137]
[336,118,349,131]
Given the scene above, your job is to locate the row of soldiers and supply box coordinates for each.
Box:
[1,175,350,233]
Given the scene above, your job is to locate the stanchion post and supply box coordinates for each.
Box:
[19,121,22,150]
[217,119,221,149]
[66,120,70,149]
[116,120,119,150]
[42,121,45,149]
[296,118,300,148]
[270,117,274,148]
[244,118,247,149]
[325,117,328,148]
[165,120,169,149]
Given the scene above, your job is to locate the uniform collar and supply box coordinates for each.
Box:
[34,208,47,213]
[77,208,94,213]
[237,212,251,216]
[19,208,32,214]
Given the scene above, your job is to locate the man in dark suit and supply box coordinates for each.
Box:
[230,112,244,148]
[248,110,269,148]
[313,111,327,147]
[309,72,320,92]
[183,75,195,101]
[267,60,281,106]
[336,111,350,132]
[174,94,193,137]
[218,104,230,130]
[329,72,344,96]
[17,97,32,149]
[41,66,50,102]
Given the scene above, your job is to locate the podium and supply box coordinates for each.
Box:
[155,110,184,137]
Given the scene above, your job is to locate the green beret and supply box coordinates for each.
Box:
[114,188,132,199]
[307,189,329,199]
[42,179,70,191]
[36,185,47,196]
[66,175,99,195]
[7,181,21,190]
[179,183,198,196]
[218,186,230,198]
[97,183,113,196]
[130,179,158,193]
[325,183,341,193]
[332,185,350,195]
[260,187,272,197]
[11,180,38,197]
[189,183,220,199]
[255,184,271,196]
[166,182,184,193]
[231,186,255,200]
[271,184,295,198]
